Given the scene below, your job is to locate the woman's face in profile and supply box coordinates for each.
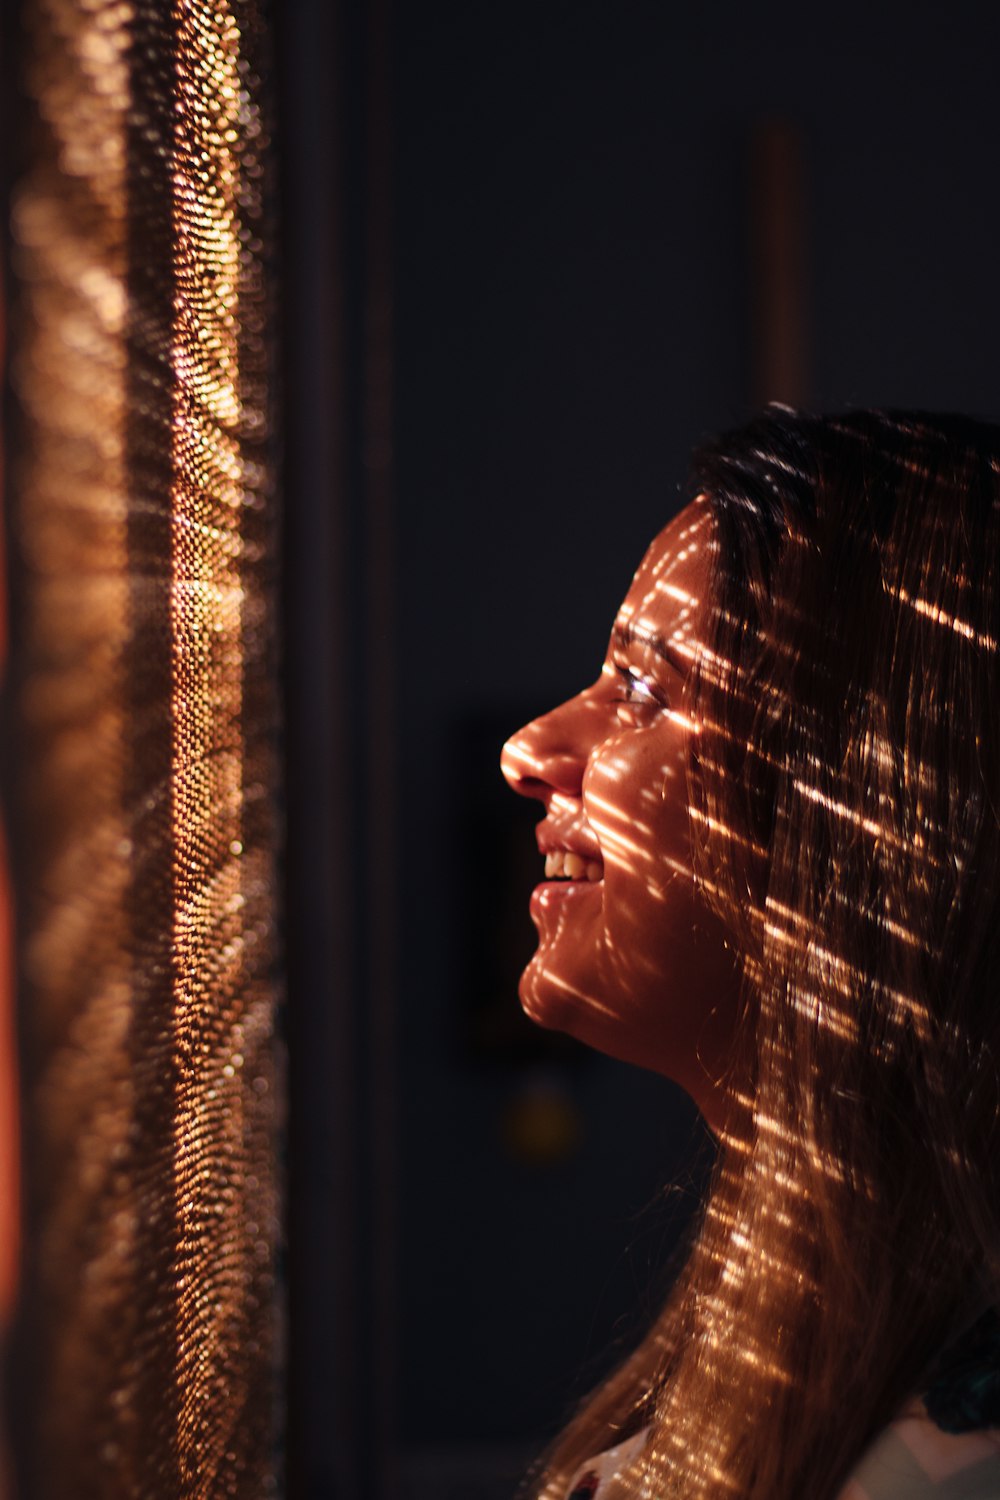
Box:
[501,498,742,1127]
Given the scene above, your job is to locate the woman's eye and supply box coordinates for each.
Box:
[613,665,668,721]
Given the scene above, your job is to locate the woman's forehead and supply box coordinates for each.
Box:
[615,497,715,657]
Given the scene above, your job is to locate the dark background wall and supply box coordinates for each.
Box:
[280,4,1000,1496]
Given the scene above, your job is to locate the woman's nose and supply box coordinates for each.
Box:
[500,697,590,802]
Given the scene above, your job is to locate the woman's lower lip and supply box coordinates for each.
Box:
[530,879,602,920]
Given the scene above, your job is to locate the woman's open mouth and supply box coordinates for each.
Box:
[543,849,604,883]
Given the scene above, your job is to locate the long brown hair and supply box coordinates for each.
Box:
[531,408,1000,1500]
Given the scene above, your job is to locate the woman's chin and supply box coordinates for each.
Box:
[518,958,736,1130]
[518,958,590,1039]
[518,962,561,1030]
[518,955,631,1062]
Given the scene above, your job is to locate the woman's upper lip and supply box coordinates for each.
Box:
[536,821,602,865]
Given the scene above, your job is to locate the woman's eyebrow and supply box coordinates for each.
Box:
[611,622,690,675]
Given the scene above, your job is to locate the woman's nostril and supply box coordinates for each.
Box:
[501,734,584,800]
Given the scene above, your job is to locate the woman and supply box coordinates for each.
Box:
[501,408,1000,1500]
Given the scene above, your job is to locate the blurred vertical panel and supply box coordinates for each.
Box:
[6,2,282,1496]
[749,120,810,408]
[276,0,359,1489]
[0,214,18,1500]
[277,0,397,1492]
[362,0,397,1492]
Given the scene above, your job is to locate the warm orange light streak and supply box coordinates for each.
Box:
[791,778,913,849]
[584,806,684,869]
[662,580,699,607]
[767,890,929,960]
[893,584,998,654]
[530,970,619,1021]
[785,990,859,1045]
[688,806,766,859]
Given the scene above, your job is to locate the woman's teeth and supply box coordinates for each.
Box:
[544,851,603,882]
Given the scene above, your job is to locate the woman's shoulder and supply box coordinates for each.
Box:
[839,1405,1000,1500]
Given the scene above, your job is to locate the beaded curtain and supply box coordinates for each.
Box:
[9,1,281,1494]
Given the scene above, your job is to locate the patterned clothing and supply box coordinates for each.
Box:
[565,1428,650,1499]
[566,1314,1000,1496]
[842,1408,1000,1499]
[566,1408,1000,1499]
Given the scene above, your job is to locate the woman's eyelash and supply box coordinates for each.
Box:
[614,665,669,709]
